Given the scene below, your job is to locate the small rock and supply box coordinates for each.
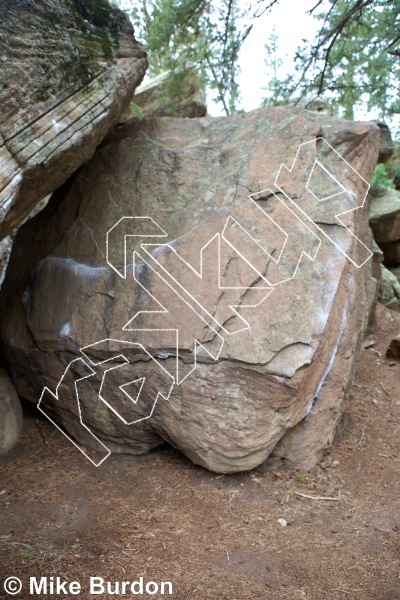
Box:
[363,338,376,349]
[278,518,287,527]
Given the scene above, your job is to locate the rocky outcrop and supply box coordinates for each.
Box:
[0,370,23,454]
[0,108,380,472]
[376,122,393,164]
[125,71,207,119]
[369,187,400,244]
[0,0,147,241]
[369,186,400,272]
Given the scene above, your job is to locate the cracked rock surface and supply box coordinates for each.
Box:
[0,107,380,472]
[0,0,147,240]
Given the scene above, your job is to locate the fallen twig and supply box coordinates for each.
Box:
[380,382,389,396]
[346,428,365,450]
[295,492,341,501]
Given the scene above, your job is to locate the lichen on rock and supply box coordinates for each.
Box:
[0,0,148,240]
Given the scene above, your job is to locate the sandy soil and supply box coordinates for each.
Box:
[0,303,399,600]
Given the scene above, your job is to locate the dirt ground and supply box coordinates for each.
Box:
[0,303,399,600]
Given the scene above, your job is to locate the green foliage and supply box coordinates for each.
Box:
[269,1,400,134]
[295,472,309,485]
[115,0,400,124]
[127,0,243,114]
[71,0,117,30]
[320,1,399,121]
[123,1,279,115]
[262,29,291,106]
[370,163,396,189]
[130,102,144,119]
[20,549,35,560]
[68,0,121,78]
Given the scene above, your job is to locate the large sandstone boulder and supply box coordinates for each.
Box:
[0,108,380,472]
[0,0,147,240]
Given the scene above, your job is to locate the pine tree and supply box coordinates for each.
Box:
[280,0,400,124]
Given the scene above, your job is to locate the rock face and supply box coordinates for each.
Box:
[0,370,23,455]
[0,0,147,240]
[0,108,380,472]
[378,265,400,312]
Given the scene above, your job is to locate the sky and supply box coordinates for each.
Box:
[225,0,324,115]
[234,0,398,133]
